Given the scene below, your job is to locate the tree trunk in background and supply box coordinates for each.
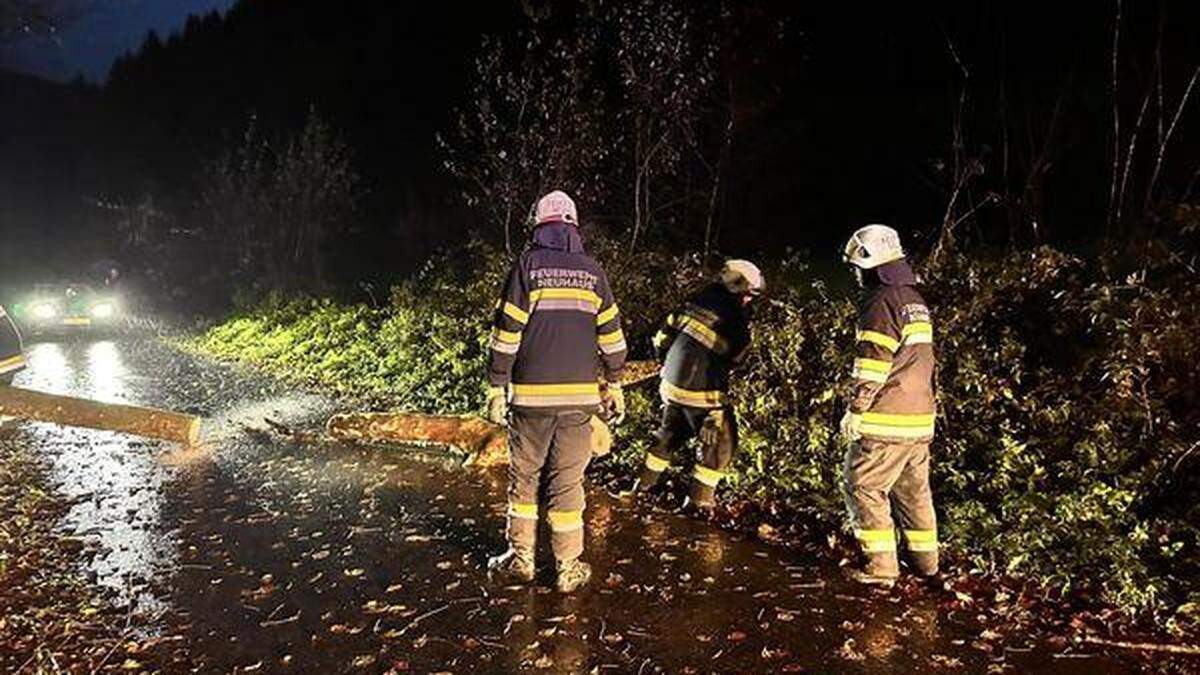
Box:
[0,386,201,445]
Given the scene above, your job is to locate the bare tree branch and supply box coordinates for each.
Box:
[1115,82,1153,225]
[1106,0,1123,230]
[1144,64,1200,210]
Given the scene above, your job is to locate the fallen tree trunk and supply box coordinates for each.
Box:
[324,360,655,466]
[621,359,660,387]
[0,386,201,445]
[325,412,614,468]
[327,412,508,466]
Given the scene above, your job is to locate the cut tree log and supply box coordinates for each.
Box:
[324,360,656,467]
[327,412,508,466]
[0,385,201,445]
[325,412,613,467]
[621,359,660,387]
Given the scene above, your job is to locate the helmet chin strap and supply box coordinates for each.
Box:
[853,266,864,288]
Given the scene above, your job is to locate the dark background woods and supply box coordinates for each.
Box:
[2,0,1197,304]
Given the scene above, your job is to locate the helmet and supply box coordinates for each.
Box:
[720,259,765,296]
[843,224,905,269]
[533,190,578,225]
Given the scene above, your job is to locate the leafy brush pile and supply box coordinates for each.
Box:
[192,213,1200,627]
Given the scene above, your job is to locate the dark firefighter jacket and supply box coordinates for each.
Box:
[0,304,26,380]
[654,283,751,409]
[487,222,626,411]
[849,261,936,442]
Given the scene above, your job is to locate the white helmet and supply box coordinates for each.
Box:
[843,224,905,269]
[533,190,578,225]
[720,259,765,296]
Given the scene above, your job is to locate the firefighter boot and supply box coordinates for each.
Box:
[555,557,592,593]
[844,567,898,589]
[678,496,716,521]
[487,547,535,585]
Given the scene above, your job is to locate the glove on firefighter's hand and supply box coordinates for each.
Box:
[589,416,613,457]
[651,330,671,362]
[487,387,508,425]
[839,409,862,445]
[700,409,725,449]
[603,384,626,425]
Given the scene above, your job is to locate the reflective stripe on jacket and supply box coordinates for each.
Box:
[0,305,26,377]
[849,282,936,442]
[487,222,626,411]
[656,283,750,409]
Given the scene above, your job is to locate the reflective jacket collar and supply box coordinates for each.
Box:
[531,221,584,253]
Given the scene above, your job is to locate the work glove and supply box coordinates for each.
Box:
[839,409,863,445]
[603,383,626,425]
[486,386,508,425]
[589,416,613,457]
[651,330,671,361]
[700,408,725,449]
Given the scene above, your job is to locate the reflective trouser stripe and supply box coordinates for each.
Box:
[547,510,584,533]
[659,380,725,408]
[904,529,938,552]
[860,412,936,439]
[855,528,897,553]
[508,502,538,520]
[692,464,724,488]
[644,452,671,473]
[0,354,25,374]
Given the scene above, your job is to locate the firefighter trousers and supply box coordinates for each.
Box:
[506,409,592,562]
[639,403,737,506]
[842,439,939,577]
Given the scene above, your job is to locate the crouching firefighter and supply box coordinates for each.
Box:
[485,190,628,593]
[839,224,939,586]
[624,260,763,515]
[0,304,26,386]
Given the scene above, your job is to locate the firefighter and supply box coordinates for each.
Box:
[624,260,763,515]
[485,190,627,593]
[839,224,939,587]
[0,304,26,387]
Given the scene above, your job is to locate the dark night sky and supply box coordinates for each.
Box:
[2,0,237,82]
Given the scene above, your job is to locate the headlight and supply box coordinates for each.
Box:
[33,303,58,320]
[90,302,115,319]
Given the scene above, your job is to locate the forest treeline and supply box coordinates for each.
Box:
[9,1,1199,300]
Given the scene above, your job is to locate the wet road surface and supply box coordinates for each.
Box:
[11,337,1171,673]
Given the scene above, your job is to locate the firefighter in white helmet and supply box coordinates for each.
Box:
[485,190,628,593]
[839,224,939,586]
[620,260,763,516]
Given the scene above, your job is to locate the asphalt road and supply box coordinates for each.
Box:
[9,336,1167,673]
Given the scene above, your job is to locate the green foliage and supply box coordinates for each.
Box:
[192,215,1200,627]
[192,241,508,412]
